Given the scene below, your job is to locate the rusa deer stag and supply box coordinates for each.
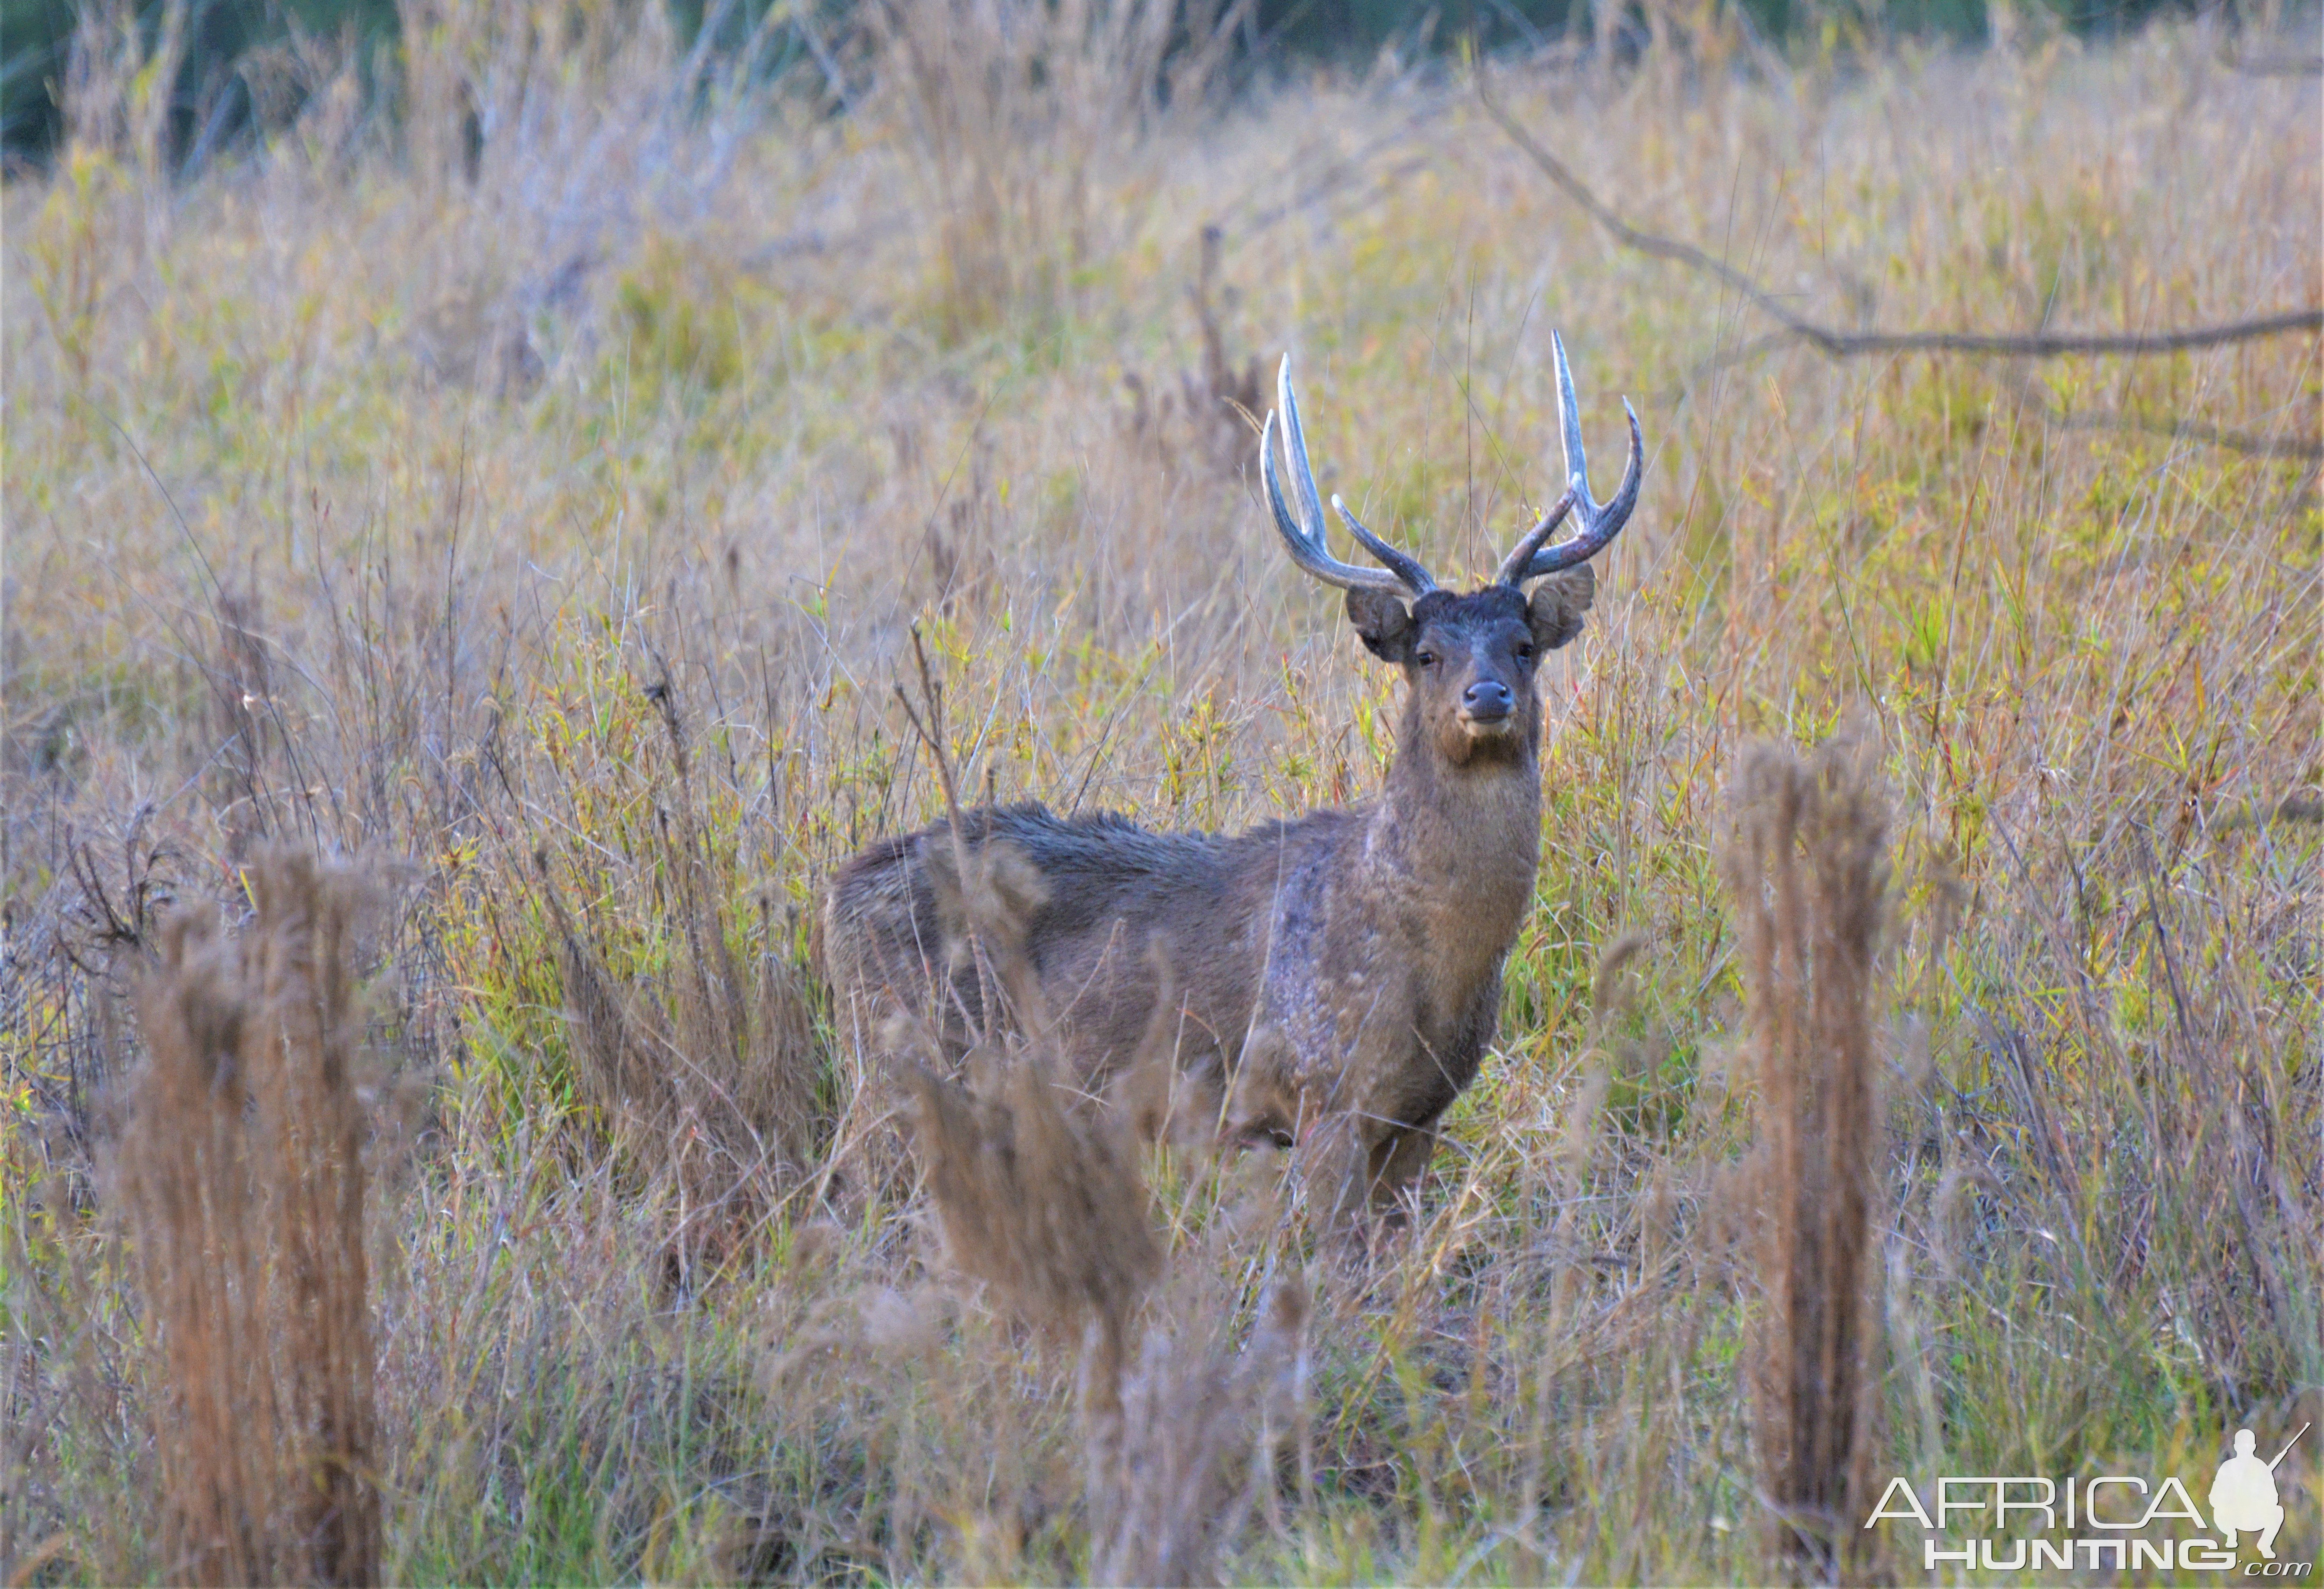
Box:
[826,332,1641,1224]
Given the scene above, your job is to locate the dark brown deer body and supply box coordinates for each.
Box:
[827,334,1641,1221]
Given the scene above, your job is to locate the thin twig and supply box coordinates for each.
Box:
[894,627,995,1035]
[2223,49,2323,77]
[1477,71,2324,360]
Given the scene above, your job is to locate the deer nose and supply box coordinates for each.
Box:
[1461,680,1514,720]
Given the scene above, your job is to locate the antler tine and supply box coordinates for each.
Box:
[1329,495,1437,595]
[1492,487,1577,585]
[1262,411,1400,595]
[1275,355,1327,541]
[1503,330,1645,584]
[1262,356,1437,598]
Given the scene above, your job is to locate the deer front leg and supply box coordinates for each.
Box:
[1224,1029,1378,1239]
[1366,1116,1441,1222]
[1357,972,1500,1219]
[1290,1024,1423,1242]
[1233,944,1427,1241]
[1289,1101,1372,1237]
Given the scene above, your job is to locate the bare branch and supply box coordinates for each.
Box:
[1477,72,2324,360]
[1657,313,2323,462]
[2222,49,2323,78]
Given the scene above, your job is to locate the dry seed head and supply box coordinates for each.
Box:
[1556,1058,1611,1177]
[1696,1035,1740,1107]
[1720,732,1889,1579]
[1640,1162,1680,1272]
[786,1218,846,1275]
[1895,1014,1936,1098]
[757,1292,868,1394]
[1220,1154,1288,1239]
[1114,942,1195,1142]
[122,847,384,1587]
[859,1284,944,1360]
[1263,1267,1311,1345]
[907,1046,1161,1340]
[1589,930,1649,1036]
[1931,1144,1974,1283]
[926,833,1054,1029]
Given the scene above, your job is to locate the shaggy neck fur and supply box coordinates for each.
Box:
[1367,684,1544,1012]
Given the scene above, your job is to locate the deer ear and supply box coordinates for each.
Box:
[1345,588,1415,662]
[1528,565,1597,651]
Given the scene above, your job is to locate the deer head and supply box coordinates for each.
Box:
[1262,332,1642,767]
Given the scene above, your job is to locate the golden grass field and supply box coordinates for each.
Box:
[3,3,2320,1581]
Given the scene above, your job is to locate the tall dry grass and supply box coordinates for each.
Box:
[2,0,2319,1580]
[534,685,821,1282]
[876,0,1250,341]
[119,850,382,1586]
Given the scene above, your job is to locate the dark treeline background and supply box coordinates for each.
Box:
[0,0,2229,171]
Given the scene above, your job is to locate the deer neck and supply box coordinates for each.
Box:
[1368,711,1542,990]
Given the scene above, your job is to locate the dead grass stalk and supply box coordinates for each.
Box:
[1723,735,1889,1583]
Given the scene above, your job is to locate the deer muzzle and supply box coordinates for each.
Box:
[1459,678,1517,734]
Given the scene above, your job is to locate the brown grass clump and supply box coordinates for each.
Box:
[888,656,1163,1403]
[884,648,1311,1585]
[896,1001,1309,1589]
[903,1038,1161,1375]
[1092,1241,1309,1587]
[118,848,382,1587]
[1723,734,1889,1583]
[889,887,1172,1558]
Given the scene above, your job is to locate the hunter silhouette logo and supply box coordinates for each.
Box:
[2214,1426,2306,1559]
[1865,1421,2313,1574]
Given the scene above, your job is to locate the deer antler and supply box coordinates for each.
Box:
[1263,356,1438,598]
[1496,330,1644,585]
